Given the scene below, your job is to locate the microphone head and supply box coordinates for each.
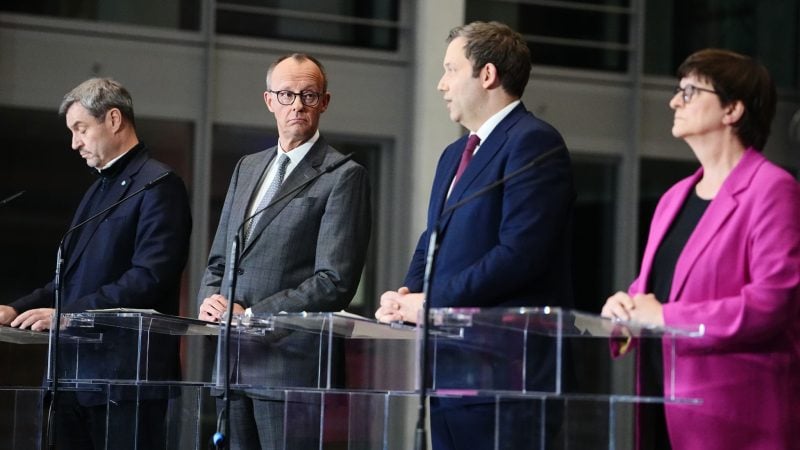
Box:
[212,432,225,446]
[145,171,172,189]
[0,190,25,206]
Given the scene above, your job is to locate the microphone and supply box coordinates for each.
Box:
[213,153,352,449]
[45,171,172,450]
[413,144,565,450]
[0,190,25,207]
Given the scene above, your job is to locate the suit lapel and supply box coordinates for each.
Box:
[235,149,275,232]
[428,140,462,229]
[63,181,103,258]
[64,151,146,274]
[242,139,328,255]
[437,105,524,234]
[668,149,762,302]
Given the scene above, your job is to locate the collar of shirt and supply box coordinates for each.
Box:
[446,101,520,198]
[95,143,143,179]
[472,100,521,155]
[99,152,128,172]
[277,130,319,178]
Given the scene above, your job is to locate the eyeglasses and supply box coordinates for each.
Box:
[673,84,717,103]
[268,90,323,107]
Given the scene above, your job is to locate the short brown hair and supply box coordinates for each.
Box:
[677,49,776,150]
[447,21,531,98]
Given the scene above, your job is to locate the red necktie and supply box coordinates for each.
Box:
[452,134,480,187]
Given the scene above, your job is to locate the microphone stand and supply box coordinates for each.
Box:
[413,145,564,450]
[213,153,353,449]
[212,233,239,449]
[0,190,25,207]
[45,171,172,450]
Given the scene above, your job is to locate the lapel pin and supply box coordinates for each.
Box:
[121,180,127,186]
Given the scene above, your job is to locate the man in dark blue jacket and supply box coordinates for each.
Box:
[0,78,192,450]
[376,21,574,450]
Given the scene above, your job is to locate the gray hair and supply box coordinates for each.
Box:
[59,78,136,127]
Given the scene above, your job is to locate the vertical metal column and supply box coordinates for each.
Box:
[610,1,646,449]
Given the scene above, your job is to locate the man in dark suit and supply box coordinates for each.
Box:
[0,78,192,449]
[375,21,574,450]
[197,53,371,450]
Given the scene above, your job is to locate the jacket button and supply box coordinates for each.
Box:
[237,268,244,275]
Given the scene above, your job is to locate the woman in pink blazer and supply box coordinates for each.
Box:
[603,49,800,450]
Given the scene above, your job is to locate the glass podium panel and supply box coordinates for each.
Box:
[0,388,44,450]
[36,383,215,450]
[427,307,703,399]
[216,312,418,392]
[59,311,219,384]
[0,328,48,388]
[7,307,700,450]
[233,390,689,450]
[282,390,417,450]
[0,326,51,345]
[219,308,701,399]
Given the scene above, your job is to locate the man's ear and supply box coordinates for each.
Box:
[481,63,501,89]
[264,91,275,112]
[107,108,123,133]
[317,92,331,113]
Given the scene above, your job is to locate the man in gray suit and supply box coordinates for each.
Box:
[197,53,371,450]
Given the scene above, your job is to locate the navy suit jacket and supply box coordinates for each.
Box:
[404,103,574,309]
[403,104,575,426]
[11,146,192,404]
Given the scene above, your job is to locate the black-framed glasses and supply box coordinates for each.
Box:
[268,90,323,107]
[673,84,717,103]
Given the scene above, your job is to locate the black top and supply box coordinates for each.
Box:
[644,187,711,394]
[648,189,711,306]
[639,187,710,450]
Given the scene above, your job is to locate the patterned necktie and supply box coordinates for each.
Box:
[244,154,290,243]
[452,134,480,187]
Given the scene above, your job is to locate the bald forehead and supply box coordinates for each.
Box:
[269,58,326,91]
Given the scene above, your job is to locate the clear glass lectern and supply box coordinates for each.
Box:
[0,307,703,450]
[213,307,702,449]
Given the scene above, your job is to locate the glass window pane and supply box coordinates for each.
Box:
[216,0,400,50]
[645,0,799,88]
[572,156,618,312]
[638,158,699,262]
[0,106,194,309]
[220,0,398,19]
[466,0,631,72]
[0,0,201,30]
[0,106,88,301]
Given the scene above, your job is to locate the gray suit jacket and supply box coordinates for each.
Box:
[199,137,371,393]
